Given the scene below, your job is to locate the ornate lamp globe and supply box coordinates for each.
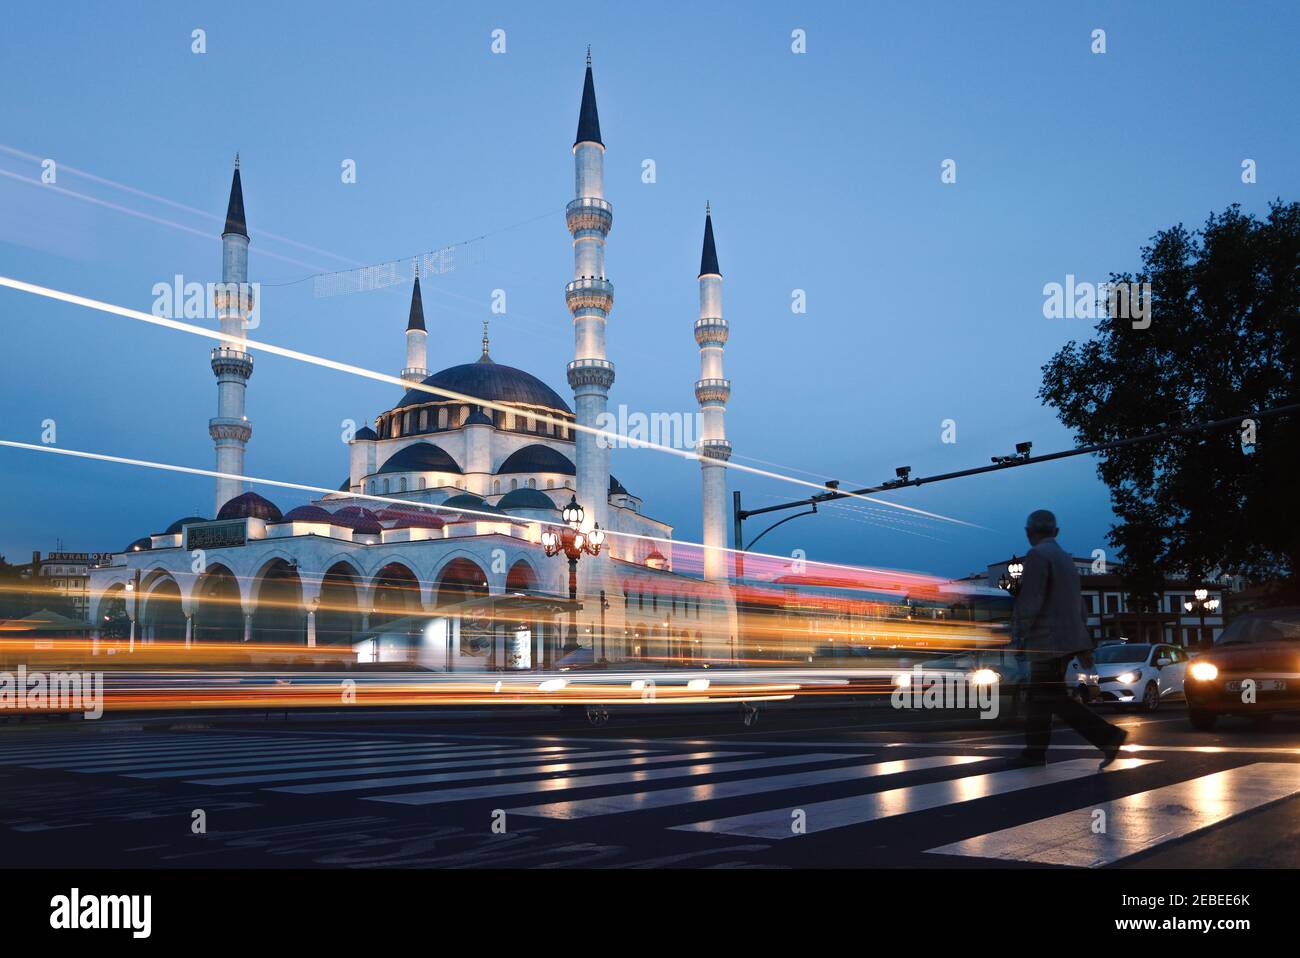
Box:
[1194,588,1209,602]
[562,496,584,528]
[541,529,559,551]
[1008,557,1024,579]
[588,523,605,548]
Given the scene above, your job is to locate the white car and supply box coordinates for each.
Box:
[1090,642,1188,711]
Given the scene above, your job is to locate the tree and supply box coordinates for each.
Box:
[1040,201,1300,601]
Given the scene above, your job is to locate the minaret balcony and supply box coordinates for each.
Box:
[697,438,733,462]
[694,317,729,346]
[565,277,614,313]
[210,346,253,379]
[567,358,616,390]
[566,197,613,235]
[695,378,731,404]
[208,416,252,444]
[401,367,430,383]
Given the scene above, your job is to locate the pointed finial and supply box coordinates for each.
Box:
[481,319,491,358]
[706,200,711,215]
[413,259,420,279]
[586,45,592,67]
[234,152,240,170]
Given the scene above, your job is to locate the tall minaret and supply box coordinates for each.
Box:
[695,204,732,581]
[402,265,429,385]
[210,156,254,514]
[566,50,615,544]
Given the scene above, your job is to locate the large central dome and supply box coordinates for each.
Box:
[394,356,572,414]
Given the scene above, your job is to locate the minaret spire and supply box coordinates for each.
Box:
[480,319,491,360]
[402,267,429,384]
[574,50,603,147]
[694,204,732,581]
[210,156,255,513]
[565,50,616,653]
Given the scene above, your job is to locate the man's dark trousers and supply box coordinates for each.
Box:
[1024,654,1119,757]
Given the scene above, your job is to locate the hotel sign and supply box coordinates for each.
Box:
[185,520,247,551]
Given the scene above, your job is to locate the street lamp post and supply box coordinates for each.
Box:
[998,556,1024,595]
[541,496,605,656]
[1183,588,1220,650]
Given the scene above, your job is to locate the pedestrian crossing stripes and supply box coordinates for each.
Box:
[927,762,1300,866]
[129,744,583,780]
[363,751,845,806]
[291,750,756,797]
[192,747,647,787]
[3,732,1298,868]
[509,754,987,820]
[671,758,1157,839]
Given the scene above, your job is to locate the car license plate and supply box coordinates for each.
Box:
[1225,679,1287,692]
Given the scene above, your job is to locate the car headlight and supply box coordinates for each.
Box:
[1190,661,1218,682]
[1116,672,1136,685]
[970,668,1000,686]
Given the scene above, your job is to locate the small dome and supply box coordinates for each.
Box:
[609,475,629,496]
[338,478,350,492]
[442,493,506,517]
[465,408,494,427]
[217,492,282,522]
[125,536,152,553]
[497,488,559,512]
[497,444,576,475]
[378,506,446,530]
[161,516,207,535]
[354,426,377,440]
[377,442,462,475]
[281,505,334,523]
[331,505,382,535]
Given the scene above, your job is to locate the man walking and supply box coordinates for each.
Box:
[1013,510,1126,768]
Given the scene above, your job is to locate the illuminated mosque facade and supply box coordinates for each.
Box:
[87,57,738,669]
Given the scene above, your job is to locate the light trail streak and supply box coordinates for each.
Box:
[0,170,328,273]
[0,143,360,265]
[0,274,975,528]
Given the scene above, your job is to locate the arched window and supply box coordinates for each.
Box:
[419,409,428,431]
[546,479,555,489]
[527,478,536,489]
[438,407,449,429]
[510,478,518,491]
[399,477,407,492]
[382,479,390,494]
[418,477,426,490]
[458,405,469,427]
[493,479,501,495]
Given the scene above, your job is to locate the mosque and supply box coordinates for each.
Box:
[86,56,739,670]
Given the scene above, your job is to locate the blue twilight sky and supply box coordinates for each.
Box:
[0,1,1296,578]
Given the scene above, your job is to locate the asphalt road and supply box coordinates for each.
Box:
[2,702,1299,869]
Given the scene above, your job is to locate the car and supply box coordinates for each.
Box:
[1091,642,1187,711]
[1183,607,1300,730]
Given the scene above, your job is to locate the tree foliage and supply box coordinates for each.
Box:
[1040,201,1300,596]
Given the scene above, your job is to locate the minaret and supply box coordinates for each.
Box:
[565,51,615,542]
[210,155,254,513]
[695,204,732,581]
[402,265,429,385]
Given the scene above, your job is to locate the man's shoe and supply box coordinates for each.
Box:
[1099,728,1129,770]
[1017,749,1047,766]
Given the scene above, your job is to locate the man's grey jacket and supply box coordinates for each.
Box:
[1012,537,1092,657]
